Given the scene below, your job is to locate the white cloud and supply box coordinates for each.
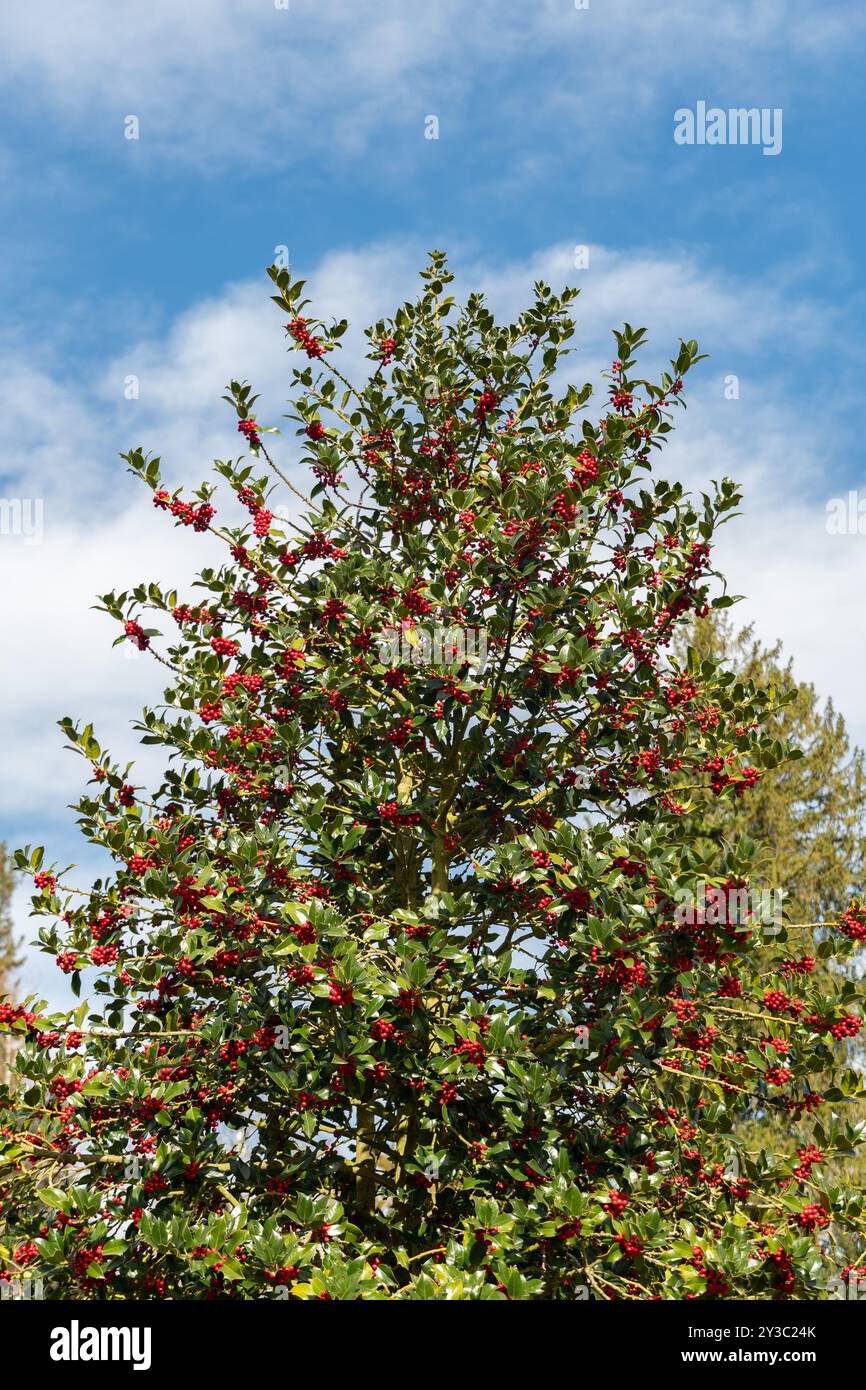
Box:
[0,1,860,169]
[100,243,425,446]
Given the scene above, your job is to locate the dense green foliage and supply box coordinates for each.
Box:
[1,256,865,1300]
[0,844,21,1090]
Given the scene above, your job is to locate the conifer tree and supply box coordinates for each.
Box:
[679,614,866,1224]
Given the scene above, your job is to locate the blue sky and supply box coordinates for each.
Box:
[2,0,866,1007]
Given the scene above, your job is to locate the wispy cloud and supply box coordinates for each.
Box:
[0,0,861,172]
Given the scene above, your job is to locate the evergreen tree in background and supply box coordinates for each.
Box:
[678,614,866,923]
[679,614,866,1211]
